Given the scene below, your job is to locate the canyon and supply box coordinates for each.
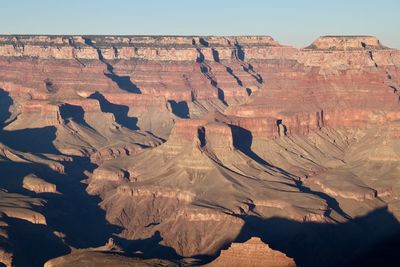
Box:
[0,34,399,266]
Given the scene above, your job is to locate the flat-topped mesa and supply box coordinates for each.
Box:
[0,35,280,48]
[198,36,280,47]
[207,237,296,267]
[307,35,385,50]
[165,119,235,148]
[167,119,209,144]
[13,99,102,127]
[0,35,283,61]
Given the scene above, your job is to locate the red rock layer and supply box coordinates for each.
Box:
[1,35,398,140]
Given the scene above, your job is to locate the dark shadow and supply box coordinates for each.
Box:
[0,160,55,192]
[196,49,205,63]
[212,48,220,62]
[0,137,122,265]
[230,125,269,166]
[44,78,58,93]
[43,156,123,249]
[6,217,70,267]
[368,51,378,67]
[246,88,252,96]
[198,127,206,148]
[0,88,12,127]
[293,179,351,220]
[168,100,190,118]
[83,37,141,94]
[114,231,182,260]
[105,74,141,94]
[199,37,209,47]
[59,103,93,129]
[0,155,122,254]
[234,42,245,61]
[233,207,400,267]
[229,124,350,219]
[194,45,228,107]
[276,119,288,136]
[0,126,59,154]
[361,42,367,48]
[226,67,243,86]
[200,65,208,73]
[89,91,138,130]
[389,85,398,93]
[217,88,227,105]
[243,63,263,84]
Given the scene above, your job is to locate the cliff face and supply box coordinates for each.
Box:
[0,35,400,267]
[207,237,296,267]
[1,34,399,138]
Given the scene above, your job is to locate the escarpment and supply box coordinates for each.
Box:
[0,35,400,267]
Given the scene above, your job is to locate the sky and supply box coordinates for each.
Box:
[0,0,399,48]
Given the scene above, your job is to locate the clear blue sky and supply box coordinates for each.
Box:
[1,0,399,48]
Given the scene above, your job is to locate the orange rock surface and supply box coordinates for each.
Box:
[207,237,296,267]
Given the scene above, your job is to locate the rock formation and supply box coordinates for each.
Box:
[0,35,399,266]
[43,251,179,267]
[22,174,57,193]
[207,237,296,267]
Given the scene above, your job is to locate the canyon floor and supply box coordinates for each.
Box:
[0,35,400,267]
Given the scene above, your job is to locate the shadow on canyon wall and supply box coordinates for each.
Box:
[168,100,190,118]
[89,91,139,130]
[0,89,12,127]
[230,124,351,221]
[114,231,183,260]
[59,103,95,130]
[233,207,400,267]
[0,91,123,266]
[0,88,59,154]
[0,156,123,267]
[6,217,70,267]
[0,126,59,154]
[81,207,400,267]
[83,37,141,94]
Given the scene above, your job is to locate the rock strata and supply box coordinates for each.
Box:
[22,174,57,193]
[207,237,296,267]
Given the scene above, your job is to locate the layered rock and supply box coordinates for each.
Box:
[44,250,179,267]
[0,216,12,267]
[307,36,384,50]
[207,237,296,267]
[22,174,57,193]
[0,190,46,225]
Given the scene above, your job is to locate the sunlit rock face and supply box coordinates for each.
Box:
[207,237,296,267]
[0,35,400,267]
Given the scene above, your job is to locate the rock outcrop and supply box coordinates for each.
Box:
[43,250,179,267]
[207,237,296,267]
[22,174,57,193]
[307,36,384,50]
